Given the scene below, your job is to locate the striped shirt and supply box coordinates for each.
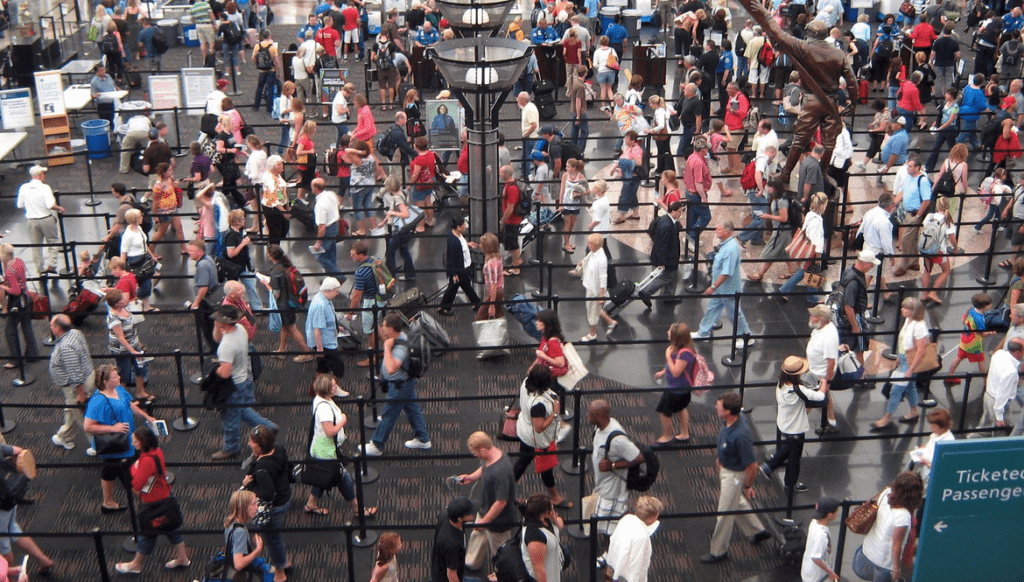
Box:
[190,1,214,25]
[483,257,504,298]
[48,329,94,387]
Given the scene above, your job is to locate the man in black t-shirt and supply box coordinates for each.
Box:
[459,432,517,579]
[931,23,961,97]
[431,497,473,582]
[674,83,704,158]
[839,250,879,363]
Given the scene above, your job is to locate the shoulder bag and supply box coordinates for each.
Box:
[906,341,941,375]
[498,396,521,442]
[785,227,816,269]
[559,342,589,391]
[139,496,184,532]
[846,489,885,534]
[93,396,132,456]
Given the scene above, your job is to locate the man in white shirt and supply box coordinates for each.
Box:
[580,233,616,341]
[292,42,315,106]
[806,305,840,434]
[17,165,65,275]
[752,119,780,159]
[588,180,611,233]
[856,192,897,293]
[604,496,664,582]
[976,339,1023,435]
[119,111,153,174]
[310,178,343,279]
[588,399,644,537]
[518,92,540,179]
[332,82,355,142]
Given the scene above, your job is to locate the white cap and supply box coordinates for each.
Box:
[857,249,881,265]
[28,165,47,177]
[894,116,908,125]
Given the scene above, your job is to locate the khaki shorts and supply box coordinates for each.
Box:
[586,295,602,326]
[196,23,216,46]
[726,132,745,152]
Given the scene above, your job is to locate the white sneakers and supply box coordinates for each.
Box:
[51,434,74,450]
[404,439,432,450]
[361,442,383,457]
[86,447,97,457]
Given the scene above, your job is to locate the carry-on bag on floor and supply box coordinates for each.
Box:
[520,208,562,249]
[602,267,663,317]
[534,79,557,120]
[388,287,427,319]
[505,293,542,340]
[403,311,450,358]
[473,317,510,359]
[290,198,317,230]
[336,317,365,351]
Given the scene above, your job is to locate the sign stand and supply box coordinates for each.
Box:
[34,71,73,167]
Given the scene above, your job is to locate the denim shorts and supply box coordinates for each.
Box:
[597,70,615,85]
[410,187,434,203]
[0,507,23,555]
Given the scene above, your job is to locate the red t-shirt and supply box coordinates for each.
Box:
[131,449,172,504]
[410,152,437,190]
[503,181,523,226]
[297,134,315,170]
[315,27,341,56]
[343,7,360,31]
[116,272,139,301]
[536,337,568,377]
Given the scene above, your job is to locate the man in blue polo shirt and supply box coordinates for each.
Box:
[297,13,321,41]
[347,241,386,368]
[415,21,440,46]
[700,392,770,564]
[877,116,909,188]
[605,16,629,88]
[306,277,347,382]
[531,18,559,44]
[695,221,751,346]
[892,157,932,276]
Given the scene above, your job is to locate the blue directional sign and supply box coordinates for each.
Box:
[914,438,1024,582]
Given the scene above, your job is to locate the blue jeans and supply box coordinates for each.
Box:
[352,187,374,221]
[127,255,152,299]
[315,222,342,277]
[925,128,957,171]
[698,295,750,336]
[686,192,711,240]
[736,55,749,78]
[136,526,184,555]
[853,545,893,582]
[370,378,430,447]
[779,268,822,303]
[114,353,148,388]
[618,176,640,213]
[386,232,415,280]
[311,467,356,501]
[223,42,241,71]
[278,123,290,155]
[955,118,978,147]
[977,203,1001,230]
[887,85,899,113]
[737,191,767,243]
[885,354,919,414]
[220,379,276,454]
[241,270,264,310]
[676,124,696,157]
[571,114,589,151]
[520,138,535,179]
[264,502,289,568]
[336,123,349,143]
[255,70,277,112]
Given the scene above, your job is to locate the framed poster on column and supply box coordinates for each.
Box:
[425,99,461,151]
[0,88,34,129]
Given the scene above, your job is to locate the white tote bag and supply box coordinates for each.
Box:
[559,342,589,391]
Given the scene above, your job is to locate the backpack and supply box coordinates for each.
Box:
[530,6,545,28]
[602,431,659,492]
[129,196,154,234]
[682,348,715,387]
[396,333,429,378]
[376,42,395,71]
[1003,42,1022,66]
[224,23,243,45]
[877,35,894,56]
[734,30,747,57]
[370,258,396,300]
[559,140,587,165]
[284,266,308,309]
[255,42,274,71]
[739,158,759,191]
[511,179,532,216]
[743,104,761,132]
[493,529,531,582]
[376,129,398,159]
[757,40,776,66]
[918,213,946,255]
[826,268,859,329]
[98,33,118,56]
[325,145,339,176]
[981,111,1010,149]
[785,194,804,230]
[151,30,169,55]
[933,162,959,197]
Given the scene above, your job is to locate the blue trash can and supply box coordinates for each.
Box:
[599,6,620,35]
[180,16,200,48]
[80,119,111,160]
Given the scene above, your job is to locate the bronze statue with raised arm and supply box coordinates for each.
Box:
[736,0,858,184]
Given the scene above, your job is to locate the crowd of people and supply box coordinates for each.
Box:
[6,0,1024,580]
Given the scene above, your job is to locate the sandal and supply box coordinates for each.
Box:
[361,506,378,518]
[777,273,792,280]
[304,505,329,515]
[562,245,575,253]
[2,364,15,370]
[143,307,160,313]
[165,559,191,569]
[999,260,1013,269]
[748,273,762,282]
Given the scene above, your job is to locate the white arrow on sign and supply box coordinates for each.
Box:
[934,521,948,533]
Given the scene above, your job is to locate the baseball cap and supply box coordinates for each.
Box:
[148,128,160,140]
[857,249,881,265]
[814,497,842,518]
[540,125,556,136]
[894,116,908,126]
[447,497,474,520]
[28,165,47,177]
[808,304,832,320]
[217,78,229,89]
[530,151,545,162]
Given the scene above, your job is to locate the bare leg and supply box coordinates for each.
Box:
[13,537,54,569]
[656,413,674,443]
[676,408,690,439]
[101,479,119,508]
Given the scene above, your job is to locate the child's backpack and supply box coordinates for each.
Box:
[284,266,308,309]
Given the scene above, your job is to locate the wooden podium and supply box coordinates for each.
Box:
[631,44,666,90]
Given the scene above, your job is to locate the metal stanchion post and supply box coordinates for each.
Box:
[531,202,547,299]
[351,444,378,547]
[544,262,554,302]
[9,319,34,388]
[567,437,588,540]
[956,375,973,433]
[189,309,208,385]
[775,477,800,526]
[882,287,906,360]
[866,259,886,325]
[226,61,243,97]
[561,390,584,474]
[93,528,112,582]
[685,230,706,293]
[364,303,381,428]
[589,515,600,582]
[0,384,17,434]
[172,107,186,157]
[355,396,379,484]
[737,333,752,413]
[85,160,101,206]
[344,523,359,581]
[977,223,999,286]
[172,349,198,431]
[721,294,745,367]
[833,501,851,578]
[56,209,74,276]
[119,462,139,552]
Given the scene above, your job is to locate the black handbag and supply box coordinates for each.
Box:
[295,460,340,490]
[216,257,245,281]
[92,396,132,456]
[138,496,184,532]
[128,254,156,281]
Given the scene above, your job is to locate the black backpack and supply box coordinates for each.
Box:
[0,458,30,511]
[376,128,398,159]
[376,42,395,71]
[129,196,154,234]
[559,140,587,165]
[601,430,659,492]
[785,194,804,230]
[396,333,429,378]
[933,162,960,197]
[325,145,339,176]
[493,528,531,582]
[826,267,860,329]
[224,23,243,46]
[877,35,894,56]
[255,42,274,71]
[151,30,169,55]
[98,33,118,56]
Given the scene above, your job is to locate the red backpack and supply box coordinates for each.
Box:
[284,266,308,309]
[740,159,759,191]
[758,40,776,67]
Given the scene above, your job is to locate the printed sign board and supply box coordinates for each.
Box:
[33,71,65,116]
[181,68,215,116]
[148,75,182,112]
[0,89,34,129]
[425,99,461,151]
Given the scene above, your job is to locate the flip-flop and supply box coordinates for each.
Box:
[303,505,329,515]
[553,500,574,509]
[674,436,691,443]
[143,307,160,313]
[362,506,378,518]
[778,273,792,280]
[2,364,15,370]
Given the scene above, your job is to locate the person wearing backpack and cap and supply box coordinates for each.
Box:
[802,497,841,582]
[587,399,644,538]
[361,313,433,456]
[759,356,825,495]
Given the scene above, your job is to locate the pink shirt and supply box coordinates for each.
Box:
[353,105,377,143]
[683,152,712,193]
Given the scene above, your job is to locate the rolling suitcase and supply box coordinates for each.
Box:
[389,287,427,319]
[534,79,557,120]
[290,198,317,230]
[125,66,143,88]
[336,317,364,351]
[602,267,662,317]
[473,318,510,359]
[858,79,869,105]
[404,311,450,358]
